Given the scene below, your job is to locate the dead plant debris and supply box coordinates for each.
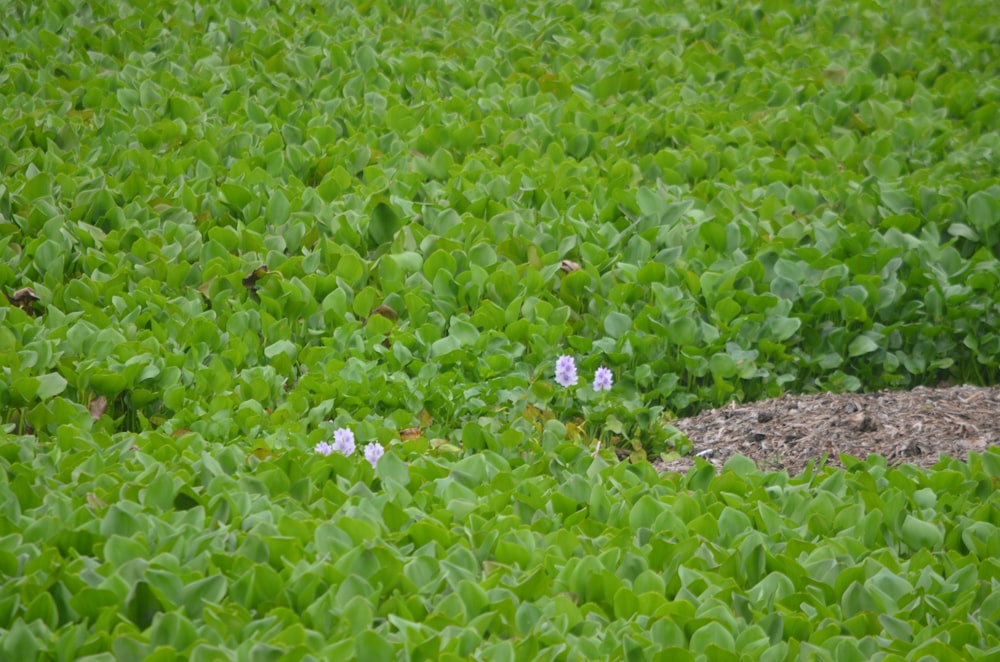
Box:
[653,384,1000,476]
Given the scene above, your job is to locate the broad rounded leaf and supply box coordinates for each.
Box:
[604,312,632,339]
[848,335,880,357]
[900,515,943,551]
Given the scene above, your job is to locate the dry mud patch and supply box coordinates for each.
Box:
[651,384,1000,475]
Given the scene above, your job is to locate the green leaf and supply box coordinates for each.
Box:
[264,340,298,360]
[90,371,128,397]
[2,619,40,660]
[25,592,58,631]
[628,495,664,530]
[220,183,252,211]
[69,587,119,621]
[841,581,880,617]
[431,336,461,358]
[699,220,728,253]
[968,190,999,231]
[337,253,366,285]
[356,45,377,73]
[690,621,735,654]
[714,298,741,325]
[265,190,291,225]
[11,376,40,402]
[181,575,228,617]
[149,611,199,651]
[105,534,148,567]
[636,187,668,217]
[657,648,696,662]
[124,581,165,630]
[767,316,801,342]
[947,223,979,241]
[423,249,456,280]
[981,451,1000,479]
[848,334,880,357]
[604,312,632,339]
[899,514,943,551]
[369,201,403,245]
[355,630,394,662]
[709,352,738,378]
[667,317,698,345]
[870,51,892,77]
[375,451,409,486]
[450,318,480,346]
[101,503,144,538]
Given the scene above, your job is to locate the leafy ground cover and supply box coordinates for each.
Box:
[2,0,1000,659]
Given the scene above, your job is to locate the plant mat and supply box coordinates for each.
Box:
[652,384,1000,475]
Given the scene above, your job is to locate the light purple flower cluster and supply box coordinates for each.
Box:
[555,355,613,392]
[364,442,384,467]
[332,427,356,455]
[316,426,384,468]
[555,355,578,387]
[593,366,613,392]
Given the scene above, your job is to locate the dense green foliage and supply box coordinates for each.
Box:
[2,0,999,659]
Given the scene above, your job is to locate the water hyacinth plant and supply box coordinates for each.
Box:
[550,356,619,450]
[4,1,1000,658]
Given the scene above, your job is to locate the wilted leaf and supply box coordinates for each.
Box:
[560,259,582,273]
[248,448,280,464]
[242,265,270,290]
[399,428,422,441]
[86,492,108,510]
[369,305,399,322]
[8,287,40,314]
[89,395,109,420]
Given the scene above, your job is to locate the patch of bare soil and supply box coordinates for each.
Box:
[652,384,1000,476]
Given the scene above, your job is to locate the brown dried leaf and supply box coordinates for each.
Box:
[559,259,582,273]
[195,277,216,299]
[249,447,280,463]
[522,404,553,425]
[89,395,109,420]
[8,287,41,314]
[242,265,269,290]
[11,287,39,303]
[399,427,423,441]
[369,305,399,322]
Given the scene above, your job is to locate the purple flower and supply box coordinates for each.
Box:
[332,427,356,456]
[555,355,578,387]
[593,366,613,392]
[364,441,384,467]
[314,441,333,456]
